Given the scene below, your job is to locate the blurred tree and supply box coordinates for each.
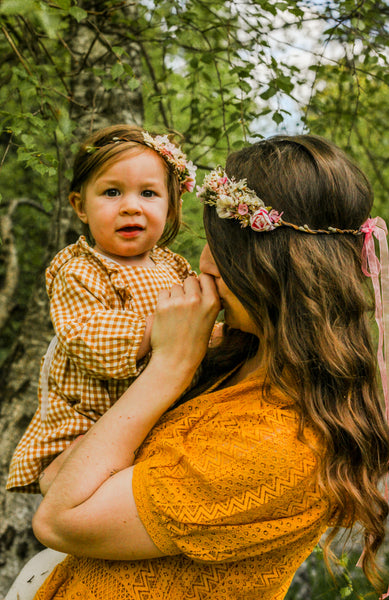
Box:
[0,0,145,589]
[306,61,389,220]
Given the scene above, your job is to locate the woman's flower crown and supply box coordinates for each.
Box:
[197,166,361,235]
[142,132,197,193]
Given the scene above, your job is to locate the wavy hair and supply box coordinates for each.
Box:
[203,135,389,589]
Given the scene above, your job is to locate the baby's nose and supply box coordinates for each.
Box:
[120,194,141,213]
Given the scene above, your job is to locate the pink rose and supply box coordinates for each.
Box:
[238,203,249,215]
[268,209,283,224]
[250,207,275,231]
[183,178,195,193]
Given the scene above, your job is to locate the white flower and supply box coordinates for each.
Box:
[142,131,196,194]
[216,205,234,219]
[218,193,235,209]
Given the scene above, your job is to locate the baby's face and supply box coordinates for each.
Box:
[71,149,169,267]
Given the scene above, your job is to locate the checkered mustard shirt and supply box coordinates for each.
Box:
[7,236,193,493]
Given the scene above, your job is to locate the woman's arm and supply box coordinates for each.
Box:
[32,274,220,560]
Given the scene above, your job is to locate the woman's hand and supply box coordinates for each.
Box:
[150,273,221,381]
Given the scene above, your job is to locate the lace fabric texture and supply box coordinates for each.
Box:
[34,373,333,600]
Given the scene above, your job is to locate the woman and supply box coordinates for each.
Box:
[21,135,389,599]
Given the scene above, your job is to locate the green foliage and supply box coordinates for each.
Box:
[305,59,389,221]
[138,0,254,161]
[301,0,389,221]
[0,0,319,276]
[0,0,387,368]
[286,545,382,600]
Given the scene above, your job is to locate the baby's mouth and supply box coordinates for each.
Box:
[118,225,144,233]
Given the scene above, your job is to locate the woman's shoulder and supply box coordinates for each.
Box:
[136,374,321,471]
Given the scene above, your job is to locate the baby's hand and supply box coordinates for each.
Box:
[39,436,84,496]
[136,315,154,361]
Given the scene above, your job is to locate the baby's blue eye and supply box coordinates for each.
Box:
[141,190,156,198]
[105,188,120,197]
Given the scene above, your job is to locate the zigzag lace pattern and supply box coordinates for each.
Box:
[34,374,332,600]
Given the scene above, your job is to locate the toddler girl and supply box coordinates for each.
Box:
[7,124,196,493]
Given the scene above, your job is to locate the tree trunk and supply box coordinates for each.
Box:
[0,2,143,594]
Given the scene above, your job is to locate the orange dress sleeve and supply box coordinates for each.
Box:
[132,375,332,562]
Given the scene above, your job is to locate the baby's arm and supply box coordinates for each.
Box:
[50,262,149,379]
[136,315,153,361]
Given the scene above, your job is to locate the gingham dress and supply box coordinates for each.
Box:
[7,236,193,493]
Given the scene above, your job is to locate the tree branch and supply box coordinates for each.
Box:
[0,198,52,217]
[1,25,33,76]
[138,40,171,129]
[354,126,389,195]
[0,200,20,331]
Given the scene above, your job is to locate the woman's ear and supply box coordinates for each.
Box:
[69,192,88,223]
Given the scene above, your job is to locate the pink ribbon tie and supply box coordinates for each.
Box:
[360,217,389,599]
[360,217,389,426]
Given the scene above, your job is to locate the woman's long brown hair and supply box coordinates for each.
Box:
[203,135,389,589]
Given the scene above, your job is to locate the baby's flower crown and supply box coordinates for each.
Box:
[197,166,362,235]
[86,132,196,194]
[142,132,197,193]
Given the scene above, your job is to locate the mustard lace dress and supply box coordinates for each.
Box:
[34,371,333,600]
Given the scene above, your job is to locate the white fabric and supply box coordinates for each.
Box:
[39,336,58,421]
[4,549,66,600]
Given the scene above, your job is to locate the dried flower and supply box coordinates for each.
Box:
[197,167,282,232]
[142,132,197,194]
